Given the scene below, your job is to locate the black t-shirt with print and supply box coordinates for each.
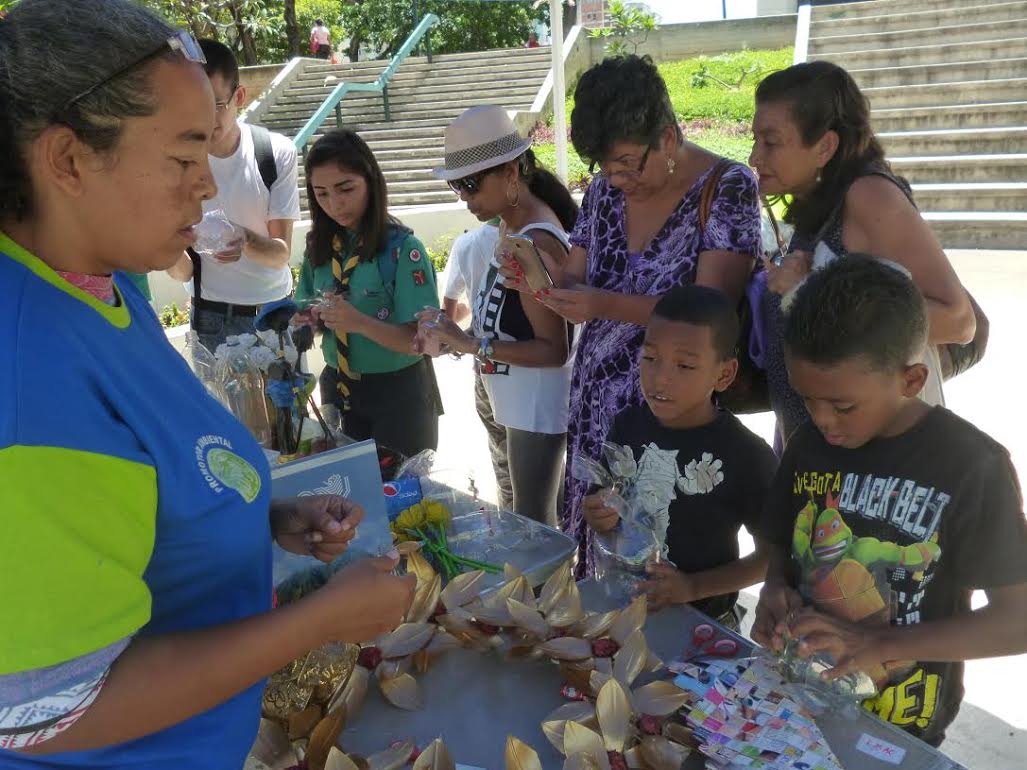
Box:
[606,404,778,619]
[762,407,1027,744]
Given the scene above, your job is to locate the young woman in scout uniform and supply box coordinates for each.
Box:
[295,130,443,458]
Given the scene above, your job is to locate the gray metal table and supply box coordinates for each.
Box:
[339,581,966,770]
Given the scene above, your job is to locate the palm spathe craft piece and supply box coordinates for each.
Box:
[251,555,696,770]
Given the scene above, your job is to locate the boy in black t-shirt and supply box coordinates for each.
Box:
[583,285,777,621]
[753,255,1027,746]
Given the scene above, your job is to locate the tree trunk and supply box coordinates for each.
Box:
[348,33,362,62]
[562,2,576,38]
[284,0,300,58]
[228,0,258,65]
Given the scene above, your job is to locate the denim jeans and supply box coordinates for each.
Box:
[190,306,258,354]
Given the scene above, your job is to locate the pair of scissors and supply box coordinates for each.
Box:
[683,622,739,661]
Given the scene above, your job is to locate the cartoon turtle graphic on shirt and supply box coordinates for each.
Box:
[793,491,941,623]
[792,492,941,685]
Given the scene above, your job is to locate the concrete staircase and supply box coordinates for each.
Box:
[255,46,553,213]
[808,0,1027,249]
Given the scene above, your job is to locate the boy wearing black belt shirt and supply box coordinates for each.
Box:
[753,255,1027,746]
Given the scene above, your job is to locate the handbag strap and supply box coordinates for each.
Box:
[698,158,737,238]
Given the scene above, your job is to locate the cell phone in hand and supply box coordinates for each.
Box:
[501,233,554,292]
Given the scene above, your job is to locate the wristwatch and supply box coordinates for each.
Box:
[476,336,495,363]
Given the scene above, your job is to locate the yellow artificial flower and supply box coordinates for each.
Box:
[389,500,451,542]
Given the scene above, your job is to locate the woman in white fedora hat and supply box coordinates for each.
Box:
[417,105,577,527]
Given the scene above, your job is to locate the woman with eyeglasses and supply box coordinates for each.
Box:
[416,105,578,527]
[292,129,443,459]
[0,2,414,767]
[533,55,761,575]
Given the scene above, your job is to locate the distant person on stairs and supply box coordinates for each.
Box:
[749,61,978,449]
[166,39,300,352]
[311,19,332,60]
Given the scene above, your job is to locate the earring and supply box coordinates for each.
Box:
[815,168,823,184]
[507,182,521,208]
[667,156,676,176]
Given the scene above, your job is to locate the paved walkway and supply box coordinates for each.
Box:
[428,249,1027,770]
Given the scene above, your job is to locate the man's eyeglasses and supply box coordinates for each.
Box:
[215,84,241,112]
[589,146,653,180]
[63,30,206,112]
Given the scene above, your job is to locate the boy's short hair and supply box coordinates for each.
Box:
[784,254,929,372]
[199,39,239,92]
[651,285,739,361]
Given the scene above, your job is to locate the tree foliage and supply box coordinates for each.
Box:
[588,0,658,57]
[342,0,545,61]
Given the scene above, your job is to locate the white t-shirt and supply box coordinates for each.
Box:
[471,222,574,435]
[442,223,500,305]
[191,122,301,305]
[311,25,330,46]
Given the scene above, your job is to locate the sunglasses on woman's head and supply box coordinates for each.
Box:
[62,30,206,112]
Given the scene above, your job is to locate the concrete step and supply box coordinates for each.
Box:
[879,126,1027,156]
[922,212,1027,249]
[280,95,539,139]
[300,187,456,211]
[849,58,1027,89]
[864,77,1027,109]
[275,78,544,110]
[911,182,1027,212]
[872,101,1027,132]
[813,0,997,22]
[812,1,1027,36]
[813,37,1027,71]
[295,56,554,84]
[302,46,552,77]
[889,153,1027,183]
[293,61,550,94]
[807,17,1027,55]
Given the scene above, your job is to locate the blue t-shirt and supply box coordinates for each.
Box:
[0,233,272,768]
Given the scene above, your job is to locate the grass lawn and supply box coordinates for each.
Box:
[533,47,792,189]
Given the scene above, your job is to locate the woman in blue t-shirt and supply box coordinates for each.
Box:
[0,2,414,767]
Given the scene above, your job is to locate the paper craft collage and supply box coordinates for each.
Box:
[669,656,845,770]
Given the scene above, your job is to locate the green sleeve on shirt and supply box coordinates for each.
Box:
[0,445,156,674]
[391,235,439,324]
[294,257,316,304]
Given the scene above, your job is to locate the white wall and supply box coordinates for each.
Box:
[757,0,799,15]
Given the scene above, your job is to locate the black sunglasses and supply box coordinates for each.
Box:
[62,30,206,112]
[448,170,489,196]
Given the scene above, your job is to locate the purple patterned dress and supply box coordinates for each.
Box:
[564,164,761,576]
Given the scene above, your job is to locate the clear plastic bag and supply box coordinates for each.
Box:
[214,343,272,448]
[773,636,878,719]
[572,445,667,601]
[194,209,242,256]
[181,331,224,403]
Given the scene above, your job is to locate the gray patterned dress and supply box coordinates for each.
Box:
[564,164,762,576]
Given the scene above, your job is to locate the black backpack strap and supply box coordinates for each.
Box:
[248,124,279,193]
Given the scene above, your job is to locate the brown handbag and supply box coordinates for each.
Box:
[698,159,771,415]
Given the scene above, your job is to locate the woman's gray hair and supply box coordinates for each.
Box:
[0,0,177,222]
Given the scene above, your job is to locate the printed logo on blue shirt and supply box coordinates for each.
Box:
[195,434,262,503]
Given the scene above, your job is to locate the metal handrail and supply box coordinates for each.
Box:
[292,13,441,153]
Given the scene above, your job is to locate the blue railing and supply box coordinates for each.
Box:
[292,13,441,153]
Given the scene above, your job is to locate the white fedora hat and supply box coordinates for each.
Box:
[432,105,532,182]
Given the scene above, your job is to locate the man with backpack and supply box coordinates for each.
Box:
[168,39,300,351]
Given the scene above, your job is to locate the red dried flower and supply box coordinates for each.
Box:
[591,637,620,658]
[476,622,500,635]
[638,714,663,735]
[608,750,628,770]
[357,646,383,670]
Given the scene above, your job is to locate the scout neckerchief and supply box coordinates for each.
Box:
[330,230,361,410]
